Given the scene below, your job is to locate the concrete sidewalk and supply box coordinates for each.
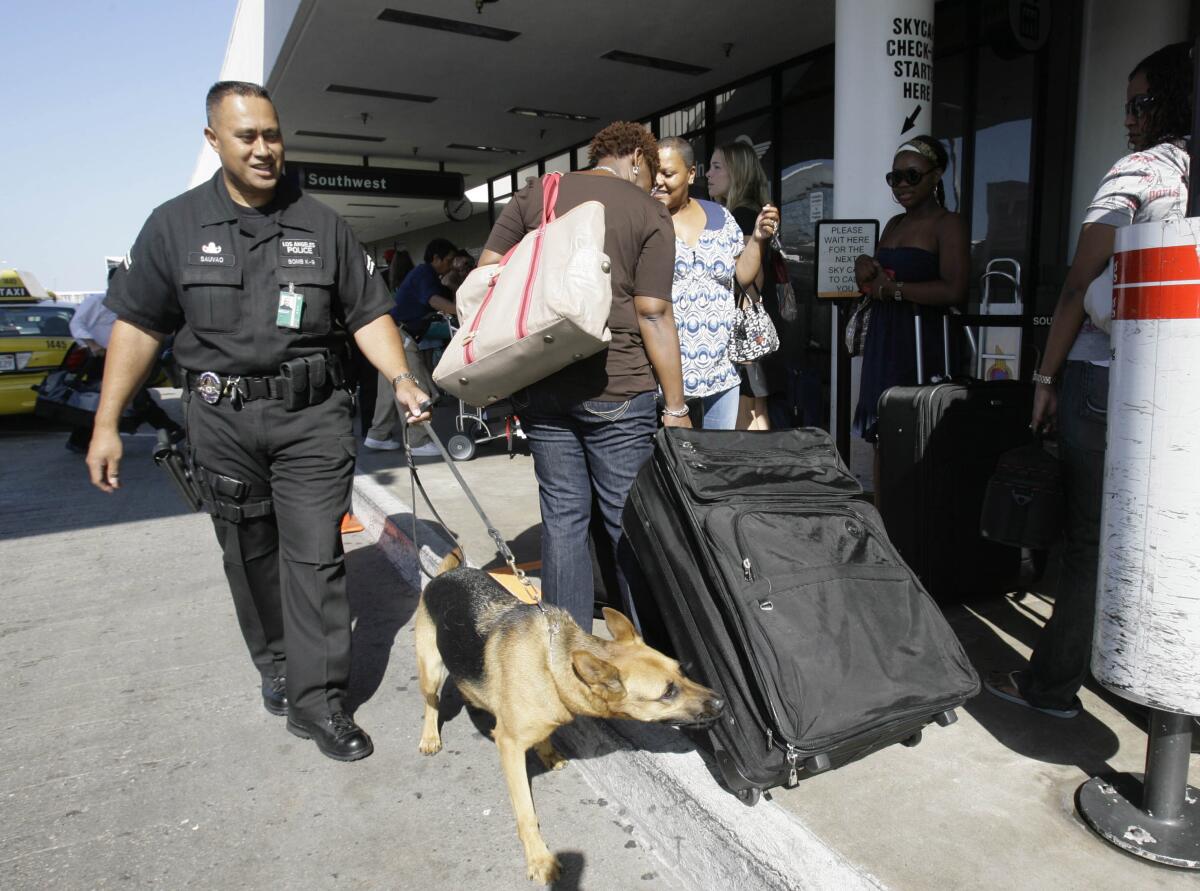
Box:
[353,405,1200,891]
[6,391,1198,889]
[0,409,679,890]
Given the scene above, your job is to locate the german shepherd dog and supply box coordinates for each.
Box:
[415,555,724,884]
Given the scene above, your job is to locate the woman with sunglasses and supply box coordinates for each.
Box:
[852,134,969,486]
[985,42,1191,719]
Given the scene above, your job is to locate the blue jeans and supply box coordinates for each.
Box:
[695,384,739,430]
[1026,361,1108,709]
[514,387,658,628]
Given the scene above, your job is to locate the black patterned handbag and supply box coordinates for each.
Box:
[728,282,780,364]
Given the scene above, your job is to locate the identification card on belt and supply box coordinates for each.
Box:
[276,283,304,329]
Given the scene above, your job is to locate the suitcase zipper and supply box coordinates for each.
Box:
[732,502,914,583]
[786,745,800,787]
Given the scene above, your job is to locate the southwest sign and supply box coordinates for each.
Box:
[287,161,464,200]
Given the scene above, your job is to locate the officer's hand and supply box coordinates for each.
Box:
[395,380,432,424]
[87,427,124,492]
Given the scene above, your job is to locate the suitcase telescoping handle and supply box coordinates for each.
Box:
[913,308,978,384]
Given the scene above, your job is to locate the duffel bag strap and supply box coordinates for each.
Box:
[540,172,561,225]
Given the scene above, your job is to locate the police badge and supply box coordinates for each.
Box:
[196,371,224,405]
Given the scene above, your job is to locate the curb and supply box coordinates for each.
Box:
[350,469,884,891]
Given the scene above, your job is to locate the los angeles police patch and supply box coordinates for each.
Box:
[280,238,323,268]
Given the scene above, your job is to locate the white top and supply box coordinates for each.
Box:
[69,291,117,348]
[1068,140,1190,364]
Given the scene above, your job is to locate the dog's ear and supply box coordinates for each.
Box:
[601,608,640,644]
[571,651,624,696]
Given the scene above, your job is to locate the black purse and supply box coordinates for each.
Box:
[979,440,1064,549]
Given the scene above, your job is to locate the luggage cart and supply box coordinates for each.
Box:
[976,258,1023,381]
[447,399,525,461]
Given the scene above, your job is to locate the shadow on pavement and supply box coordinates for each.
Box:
[345,544,420,714]
[0,420,194,543]
[949,594,1122,776]
[480,521,544,570]
[551,852,585,890]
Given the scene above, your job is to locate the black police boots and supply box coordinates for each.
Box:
[262,675,288,716]
[287,712,374,762]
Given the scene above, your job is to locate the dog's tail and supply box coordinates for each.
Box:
[435,548,464,576]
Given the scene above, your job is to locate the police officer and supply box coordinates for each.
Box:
[87,81,430,762]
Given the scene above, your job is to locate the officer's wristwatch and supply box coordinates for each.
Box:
[392,372,418,388]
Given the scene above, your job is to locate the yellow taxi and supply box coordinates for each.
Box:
[0,269,77,416]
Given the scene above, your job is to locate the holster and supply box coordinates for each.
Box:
[152,430,202,512]
[193,462,274,523]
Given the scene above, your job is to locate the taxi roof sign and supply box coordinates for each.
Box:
[0,269,50,301]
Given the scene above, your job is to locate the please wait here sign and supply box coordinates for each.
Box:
[815,220,879,299]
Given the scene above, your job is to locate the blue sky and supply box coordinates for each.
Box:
[0,1,238,292]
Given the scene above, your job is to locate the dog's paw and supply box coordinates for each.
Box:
[418,735,442,755]
[526,852,561,885]
[536,744,568,771]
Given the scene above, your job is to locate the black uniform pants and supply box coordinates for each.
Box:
[183,388,358,718]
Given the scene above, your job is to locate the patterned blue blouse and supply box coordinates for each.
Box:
[671,200,744,398]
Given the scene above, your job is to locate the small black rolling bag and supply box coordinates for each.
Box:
[623,427,979,802]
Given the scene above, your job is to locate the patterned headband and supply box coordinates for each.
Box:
[895,140,940,166]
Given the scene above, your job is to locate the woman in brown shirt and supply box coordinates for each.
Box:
[478,121,690,628]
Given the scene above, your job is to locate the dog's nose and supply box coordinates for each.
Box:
[707,696,725,715]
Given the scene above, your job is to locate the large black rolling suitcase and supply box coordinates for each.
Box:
[624,427,980,803]
[876,379,1036,602]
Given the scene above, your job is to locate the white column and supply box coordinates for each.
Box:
[188,0,267,189]
[1093,219,1200,714]
[831,0,934,449]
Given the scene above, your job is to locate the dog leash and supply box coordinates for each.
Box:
[401,405,545,612]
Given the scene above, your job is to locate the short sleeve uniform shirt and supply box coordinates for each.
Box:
[105,171,393,376]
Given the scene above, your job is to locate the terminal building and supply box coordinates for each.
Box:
[197,0,1193,434]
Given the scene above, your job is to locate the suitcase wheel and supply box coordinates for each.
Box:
[934,709,958,728]
[736,787,762,807]
[901,730,923,747]
[804,752,832,774]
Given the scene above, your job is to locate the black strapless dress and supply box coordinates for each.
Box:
[853,246,950,442]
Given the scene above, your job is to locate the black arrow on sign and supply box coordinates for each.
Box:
[901,104,922,134]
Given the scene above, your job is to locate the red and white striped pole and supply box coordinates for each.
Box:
[1077,218,1200,868]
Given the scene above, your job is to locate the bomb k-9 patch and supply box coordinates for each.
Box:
[280,239,323,268]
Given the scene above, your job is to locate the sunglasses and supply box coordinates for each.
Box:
[885,167,934,188]
[1125,94,1157,117]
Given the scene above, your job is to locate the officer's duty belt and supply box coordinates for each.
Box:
[186,371,283,404]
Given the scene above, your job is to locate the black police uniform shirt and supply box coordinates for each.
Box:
[106,170,392,376]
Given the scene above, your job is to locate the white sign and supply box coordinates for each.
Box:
[815,220,879,299]
[809,191,824,222]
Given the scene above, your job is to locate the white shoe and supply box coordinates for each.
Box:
[407,440,442,457]
[363,437,402,450]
